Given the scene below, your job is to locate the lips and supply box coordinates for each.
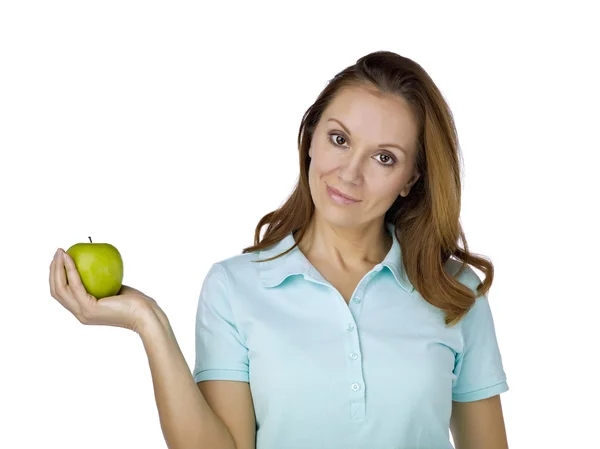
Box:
[326,184,360,202]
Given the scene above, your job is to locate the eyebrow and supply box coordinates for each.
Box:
[327,118,407,154]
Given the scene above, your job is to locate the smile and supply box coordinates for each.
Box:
[326,184,361,204]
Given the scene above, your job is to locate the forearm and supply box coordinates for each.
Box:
[137,310,236,449]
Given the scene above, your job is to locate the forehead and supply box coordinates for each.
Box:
[321,85,419,150]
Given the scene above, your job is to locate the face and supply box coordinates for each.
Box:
[307,84,421,229]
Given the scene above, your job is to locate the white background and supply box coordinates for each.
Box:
[1,1,598,448]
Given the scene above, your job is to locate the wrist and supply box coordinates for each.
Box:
[135,304,169,338]
[150,304,170,329]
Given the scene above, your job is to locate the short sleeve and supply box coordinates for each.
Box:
[192,262,249,383]
[452,291,509,402]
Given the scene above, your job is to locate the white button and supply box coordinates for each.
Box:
[351,383,361,391]
[345,323,355,331]
[354,297,361,304]
[375,264,383,271]
[349,352,358,360]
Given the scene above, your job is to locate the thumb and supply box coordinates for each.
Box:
[113,285,160,310]
[117,285,144,296]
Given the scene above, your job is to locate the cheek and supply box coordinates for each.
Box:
[368,174,405,201]
[310,145,341,175]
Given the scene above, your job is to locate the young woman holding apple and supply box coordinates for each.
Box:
[49,51,509,449]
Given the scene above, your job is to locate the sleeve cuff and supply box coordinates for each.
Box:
[193,369,249,383]
[452,380,509,402]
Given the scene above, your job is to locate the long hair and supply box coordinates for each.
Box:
[241,50,493,327]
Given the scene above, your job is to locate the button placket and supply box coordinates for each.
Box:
[342,300,365,421]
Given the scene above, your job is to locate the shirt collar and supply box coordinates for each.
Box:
[256,221,414,293]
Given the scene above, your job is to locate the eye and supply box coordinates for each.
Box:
[328,132,348,147]
[375,153,396,167]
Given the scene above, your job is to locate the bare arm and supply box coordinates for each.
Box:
[198,380,256,449]
[138,309,255,449]
[450,395,508,449]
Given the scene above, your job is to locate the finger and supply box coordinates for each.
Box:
[118,285,143,296]
[52,249,68,295]
[50,249,81,316]
[118,285,158,307]
[49,249,59,298]
[62,250,93,299]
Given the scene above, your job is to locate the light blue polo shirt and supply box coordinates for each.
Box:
[193,222,508,449]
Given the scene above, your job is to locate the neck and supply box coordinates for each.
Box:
[298,215,392,271]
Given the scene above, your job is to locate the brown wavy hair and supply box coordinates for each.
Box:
[241,50,493,327]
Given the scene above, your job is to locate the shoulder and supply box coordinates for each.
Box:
[443,258,492,327]
[209,250,264,289]
[444,257,483,293]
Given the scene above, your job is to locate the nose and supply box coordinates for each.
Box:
[337,153,363,184]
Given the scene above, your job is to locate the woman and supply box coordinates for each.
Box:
[49,51,509,449]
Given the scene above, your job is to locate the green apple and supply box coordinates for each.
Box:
[66,237,124,299]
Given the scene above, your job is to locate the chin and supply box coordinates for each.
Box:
[316,205,363,229]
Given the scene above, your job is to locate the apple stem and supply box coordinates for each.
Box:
[88,236,92,243]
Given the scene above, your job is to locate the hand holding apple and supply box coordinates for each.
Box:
[49,240,164,334]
